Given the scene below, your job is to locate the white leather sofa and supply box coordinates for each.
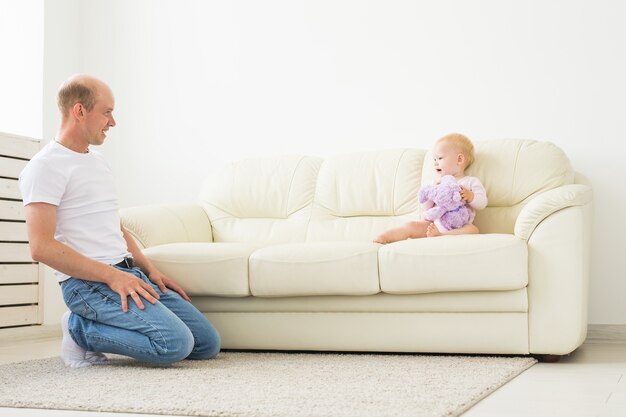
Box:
[121,139,593,357]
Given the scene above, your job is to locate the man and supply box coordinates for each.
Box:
[19,74,220,367]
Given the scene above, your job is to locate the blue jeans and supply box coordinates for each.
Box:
[60,266,221,364]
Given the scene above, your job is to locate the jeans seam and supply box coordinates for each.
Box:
[73,328,165,356]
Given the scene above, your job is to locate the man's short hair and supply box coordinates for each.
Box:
[57,79,97,118]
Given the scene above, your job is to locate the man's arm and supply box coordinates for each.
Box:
[121,224,191,302]
[24,203,160,312]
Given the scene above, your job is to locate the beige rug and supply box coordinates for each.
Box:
[0,351,536,417]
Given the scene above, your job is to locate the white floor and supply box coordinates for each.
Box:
[1,327,625,417]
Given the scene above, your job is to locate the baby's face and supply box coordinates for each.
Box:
[432,141,465,178]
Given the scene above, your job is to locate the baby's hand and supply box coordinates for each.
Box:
[460,186,474,203]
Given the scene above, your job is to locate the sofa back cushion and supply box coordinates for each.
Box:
[439,139,573,233]
[199,155,321,243]
[199,139,575,242]
[305,149,427,241]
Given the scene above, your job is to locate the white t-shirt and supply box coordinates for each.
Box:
[19,141,130,281]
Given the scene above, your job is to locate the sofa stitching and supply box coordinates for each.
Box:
[510,140,523,205]
[285,156,305,218]
[304,158,322,242]
[391,149,407,216]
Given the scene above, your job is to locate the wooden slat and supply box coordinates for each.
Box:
[0,243,33,263]
[0,305,39,327]
[0,132,40,159]
[0,156,27,178]
[0,200,24,221]
[0,178,21,199]
[0,221,27,241]
[0,264,39,284]
[0,284,38,306]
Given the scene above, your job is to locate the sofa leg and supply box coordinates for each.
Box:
[535,354,562,363]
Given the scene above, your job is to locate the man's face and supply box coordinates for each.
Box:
[84,86,116,146]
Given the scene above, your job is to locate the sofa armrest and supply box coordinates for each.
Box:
[522,191,593,355]
[514,184,593,240]
[120,203,213,249]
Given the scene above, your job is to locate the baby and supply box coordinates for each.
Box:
[374,133,487,243]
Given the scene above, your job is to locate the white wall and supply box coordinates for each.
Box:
[40,0,82,324]
[43,0,626,324]
[0,0,43,138]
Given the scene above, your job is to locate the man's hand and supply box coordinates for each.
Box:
[120,224,191,303]
[460,186,474,203]
[148,270,192,302]
[107,270,161,313]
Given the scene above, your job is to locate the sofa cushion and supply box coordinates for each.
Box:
[249,242,380,297]
[314,149,425,217]
[306,149,426,242]
[378,234,527,294]
[199,155,321,243]
[143,242,259,296]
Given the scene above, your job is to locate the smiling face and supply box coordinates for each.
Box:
[83,83,116,147]
[432,139,466,178]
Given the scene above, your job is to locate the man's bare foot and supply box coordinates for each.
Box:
[426,223,442,238]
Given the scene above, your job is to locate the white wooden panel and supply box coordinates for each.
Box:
[0,133,42,328]
[0,200,24,220]
[0,177,21,199]
[0,264,39,284]
[0,132,40,159]
[0,285,38,306]
[0,305,40,327]
[0,156,27,178]
[0,221,27,241]
[0,243,33,262]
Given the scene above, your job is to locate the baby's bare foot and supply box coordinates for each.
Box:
[426,223,442,238]
[374,236,389,244]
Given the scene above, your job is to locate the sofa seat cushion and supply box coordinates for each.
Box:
[143,242,260,296]
[249,242,380,297]
[379,234,527,294]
